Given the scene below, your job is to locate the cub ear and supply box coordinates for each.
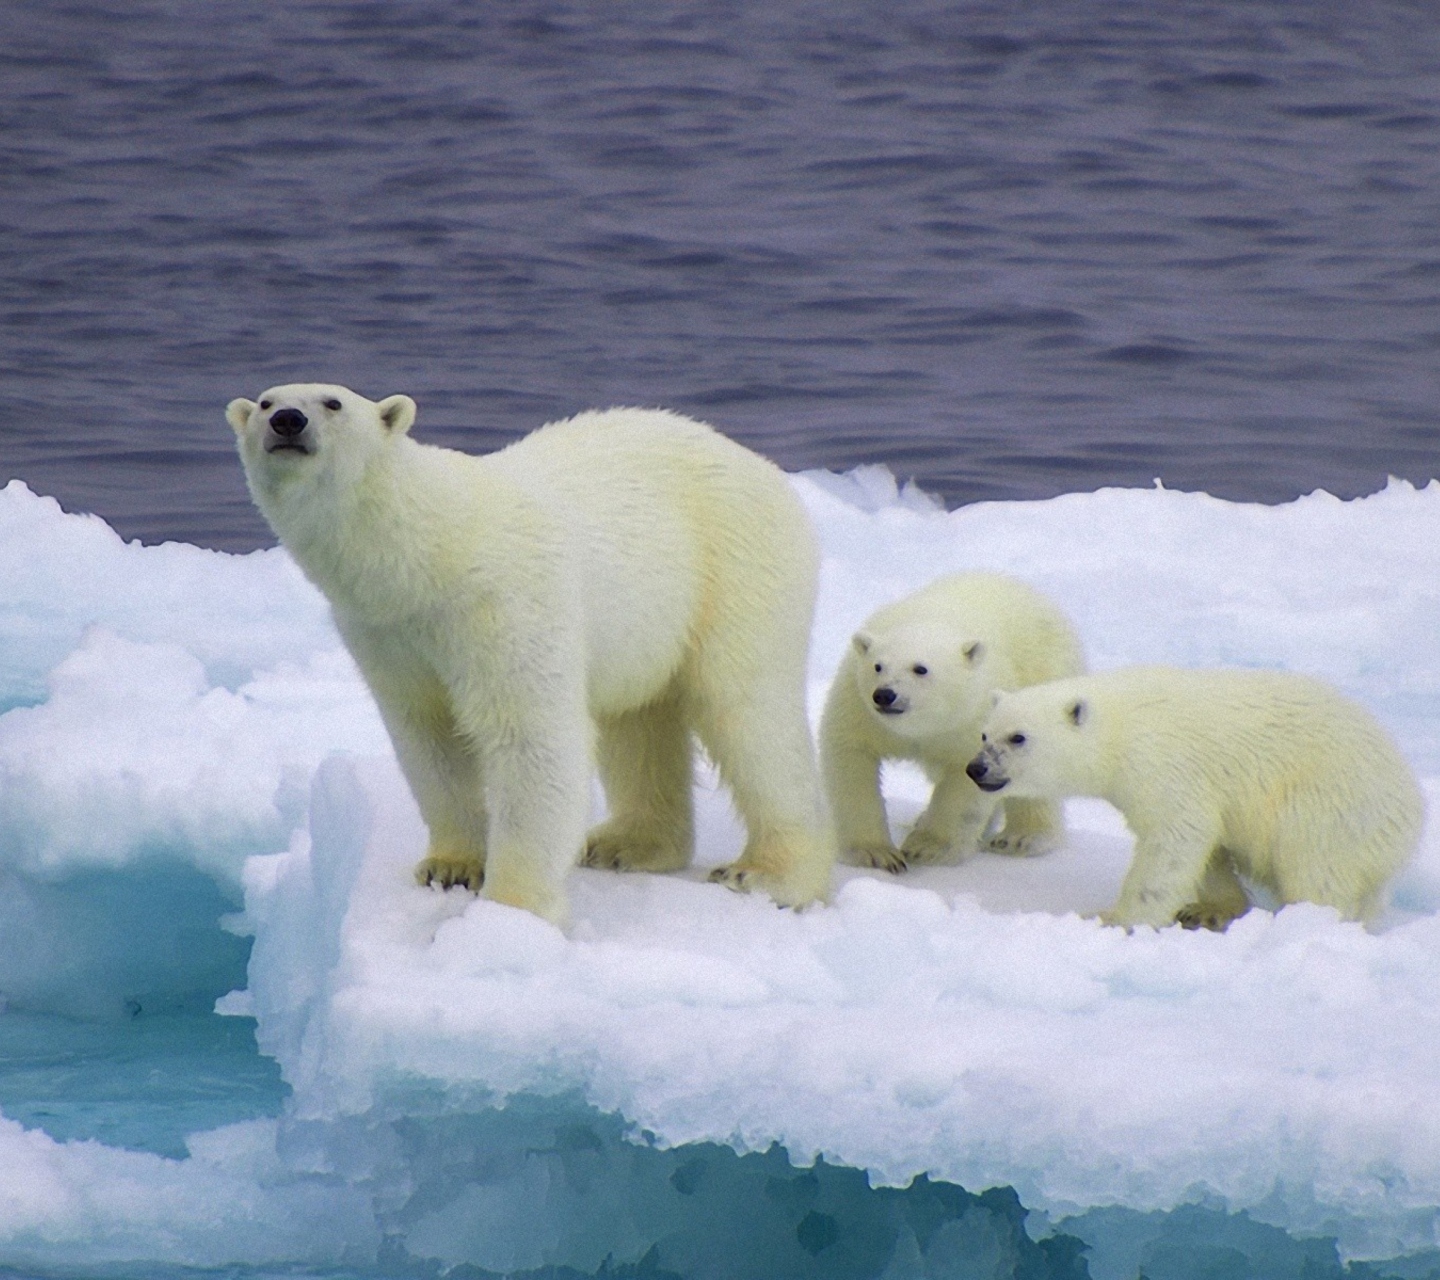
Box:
[962,640,984,665]
[1067,699,1087,727]
[225,398,256,434]
[852,631,873,656]
[377,394,417,435]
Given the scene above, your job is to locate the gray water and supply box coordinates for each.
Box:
[3,0,1439,550]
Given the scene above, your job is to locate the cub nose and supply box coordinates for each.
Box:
[965,758,988,784]
[269,408,308,437]
[872,687,897,708]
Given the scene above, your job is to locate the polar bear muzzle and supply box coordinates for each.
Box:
[266,407,312,455]
[871,686,906,715]
[965,750,1009,792]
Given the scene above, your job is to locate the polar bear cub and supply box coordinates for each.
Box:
[969,666,1423,928]
[820,573,1085,872]
[228,384,835,923]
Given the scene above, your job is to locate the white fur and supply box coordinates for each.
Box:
[819,572,1085,872]
[228,384,834,922]
[972,667,1424,928]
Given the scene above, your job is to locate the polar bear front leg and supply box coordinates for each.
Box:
[393,723,487,892]
[468,724,589,924]
[1174,852,1250,931]
[1104,820,1220,928]
[819,673,903,873]
[822,741,904,874]
[899,766,995,866]
[335,622,490,892]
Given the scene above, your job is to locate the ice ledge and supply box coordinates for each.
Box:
[229,753,1440,1251]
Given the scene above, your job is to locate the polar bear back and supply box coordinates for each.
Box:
[490,407,817,712]
[1097,667,1420,867]
[993,666,1424,916]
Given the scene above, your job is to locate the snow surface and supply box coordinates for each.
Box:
[2,471,1440,1271]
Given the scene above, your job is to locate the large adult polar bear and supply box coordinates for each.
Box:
[967,666,1423,929]
[228,384,834,923]
[820,573,1084,872]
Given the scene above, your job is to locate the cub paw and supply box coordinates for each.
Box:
[985,830,1058,858]
[1175,902,1247,932]
[415,852,485,892]
[899,827,957,866]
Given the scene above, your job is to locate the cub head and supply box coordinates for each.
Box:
[850,621,995,740]
[966,681,1093,798]
[226,383,417,510]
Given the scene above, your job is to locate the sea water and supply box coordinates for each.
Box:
[2,0,1439,548]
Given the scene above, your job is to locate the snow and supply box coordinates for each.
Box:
[1,471,1439,1272]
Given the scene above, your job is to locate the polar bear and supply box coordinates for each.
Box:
[819,573,1085,872]
[968,667,1423,929]
[227,384,834,923]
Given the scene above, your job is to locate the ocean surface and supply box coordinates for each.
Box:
[3,0,1439,550]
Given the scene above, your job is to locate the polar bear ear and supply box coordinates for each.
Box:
[225,398,256,434]
[377,395,417,435]
[1067,699,1087,727]
[962,641,984,665]
[852,631,873,656]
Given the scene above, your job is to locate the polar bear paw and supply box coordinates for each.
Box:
[984,830,1058,858]
[708,862,757,894]
[707,856,829,909]
[844,842,907,874]
[415,852,485,892]
[709,861,817,908]
[582,821,690,873]
[1174,901,1248,932]
[899,827,958,867]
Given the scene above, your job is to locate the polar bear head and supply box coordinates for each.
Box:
[966,680,1094,798]
[850,620,996,741]
[226,383,417,518]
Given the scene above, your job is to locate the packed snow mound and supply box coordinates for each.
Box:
[231,752,1440,1262]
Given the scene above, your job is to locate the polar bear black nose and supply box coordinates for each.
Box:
[965,757,988,784]
[872,687,897,708]
[269,408,308,437]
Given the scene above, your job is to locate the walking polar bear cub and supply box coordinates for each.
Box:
[969,666,1423,929]
[228,384,834,923]
[820,573,1085,872]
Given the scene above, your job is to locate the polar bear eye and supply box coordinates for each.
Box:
[259,400,272,410]
[323,398,342,411]
[1007,733,1026,747]
[912,664,928,676]
[874,663,883,673]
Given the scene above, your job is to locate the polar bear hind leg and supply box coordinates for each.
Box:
[694,663,833,906]
[584,684,695,873]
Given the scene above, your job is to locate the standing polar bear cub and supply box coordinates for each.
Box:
[228,384,834,923]
[820,573,1085,872]
[969,667,1423,929]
